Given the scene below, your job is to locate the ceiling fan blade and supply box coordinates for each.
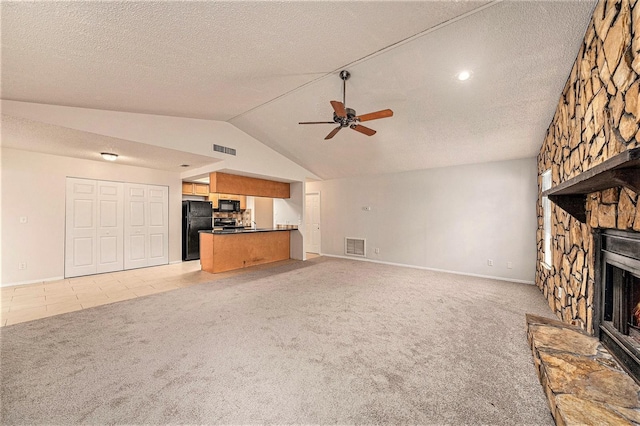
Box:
[355,109,393,122]
[325,126,342,140]
[350,124,376,136]
[330,101,347,118]
[299,121,336,124]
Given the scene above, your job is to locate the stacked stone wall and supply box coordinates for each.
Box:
[536,0,639,334]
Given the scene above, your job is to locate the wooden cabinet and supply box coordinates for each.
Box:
[207,193,219,208]
[182,182,195,195]
[194,183,209,196]
[182,182,209,195]
[200,230,290,273]
[208,193,246,210]
[209,172,290,198]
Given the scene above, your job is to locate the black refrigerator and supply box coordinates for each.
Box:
[182,200,213,261]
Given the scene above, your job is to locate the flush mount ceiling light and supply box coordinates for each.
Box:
[100,152,118,161]
[457,70,472,81]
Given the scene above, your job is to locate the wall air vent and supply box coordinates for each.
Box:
[213,144,237,156]
[345,237,366,257]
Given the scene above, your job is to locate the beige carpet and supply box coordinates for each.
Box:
[0,257,554,424]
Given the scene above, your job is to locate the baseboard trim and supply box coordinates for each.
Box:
[1,276,65,288]
[320,254,535,285]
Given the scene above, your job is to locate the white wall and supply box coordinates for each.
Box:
[273,182,304,260]
[306,158,539,283]
[253,197,274,229]
[2,100,318,183]
[1,148,183,286]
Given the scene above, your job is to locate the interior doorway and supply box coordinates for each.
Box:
[254,197,274,228]
[305,192,321,254]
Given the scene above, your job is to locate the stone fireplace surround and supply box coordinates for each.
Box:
[536,0,639,336]
[533,0,639,420]
[539,146,640,387]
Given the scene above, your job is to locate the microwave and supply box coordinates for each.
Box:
[218,199,240,212]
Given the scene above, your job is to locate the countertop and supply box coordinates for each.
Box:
[200,228,292,235]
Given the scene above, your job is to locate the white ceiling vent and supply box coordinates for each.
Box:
[213,144,236,156]
[345,237,366,257]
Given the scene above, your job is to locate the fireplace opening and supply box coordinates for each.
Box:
[603,264,640,344]
[598,230,640,382]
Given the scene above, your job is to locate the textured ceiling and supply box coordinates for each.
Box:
[1,1,596,180]
[0,115,220,173]
[1,1,487,121]
[231,1,597,179]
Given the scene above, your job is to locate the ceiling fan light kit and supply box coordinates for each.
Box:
[299,70,393,140]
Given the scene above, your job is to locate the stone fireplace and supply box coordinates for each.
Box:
[597,229,640,380]
[530,0,639,419]
[536,0,639,336]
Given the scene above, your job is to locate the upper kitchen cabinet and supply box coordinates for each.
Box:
[207,193,219,208]
[209,172,290,198]
[182,182,210,196]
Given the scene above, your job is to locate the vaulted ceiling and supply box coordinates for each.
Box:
[1,1,596,180]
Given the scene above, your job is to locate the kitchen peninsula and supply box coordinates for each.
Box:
[199,228,292,273]
[199,172,294,274]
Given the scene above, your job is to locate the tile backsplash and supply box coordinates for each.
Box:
[214,210,252,226]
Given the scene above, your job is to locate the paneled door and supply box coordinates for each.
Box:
[65,178,98,278]
[124,183,149,270]
[124,183,169,269]
[96,181,124,273]
[67,178,168,276]
[147,185,169,267]
[66,179,125,277]
[305,193,321,254]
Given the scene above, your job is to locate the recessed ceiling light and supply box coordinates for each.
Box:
[457,70,472,81]
[100,152,118,161]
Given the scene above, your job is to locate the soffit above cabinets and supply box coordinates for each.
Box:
[209,172,290,199]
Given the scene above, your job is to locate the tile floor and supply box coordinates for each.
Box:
[1,259,300,327]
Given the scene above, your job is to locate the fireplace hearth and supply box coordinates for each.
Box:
[597,229,640,382]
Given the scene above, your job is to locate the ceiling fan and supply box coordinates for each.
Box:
[299,70,393,140]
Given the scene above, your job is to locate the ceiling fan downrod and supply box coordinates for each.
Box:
[339,70,350,106]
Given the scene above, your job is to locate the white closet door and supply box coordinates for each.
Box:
[147,185,169,266]
[124,183,149,270]
[305,193,321,254]
[65,178,97,278]
[96,181,124,273]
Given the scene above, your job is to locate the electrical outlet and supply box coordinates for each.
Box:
[374,248,380,254]
[487,259,493,266]
[19,216,28,224]
[507,261,513,269]
[18,262,26,270]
